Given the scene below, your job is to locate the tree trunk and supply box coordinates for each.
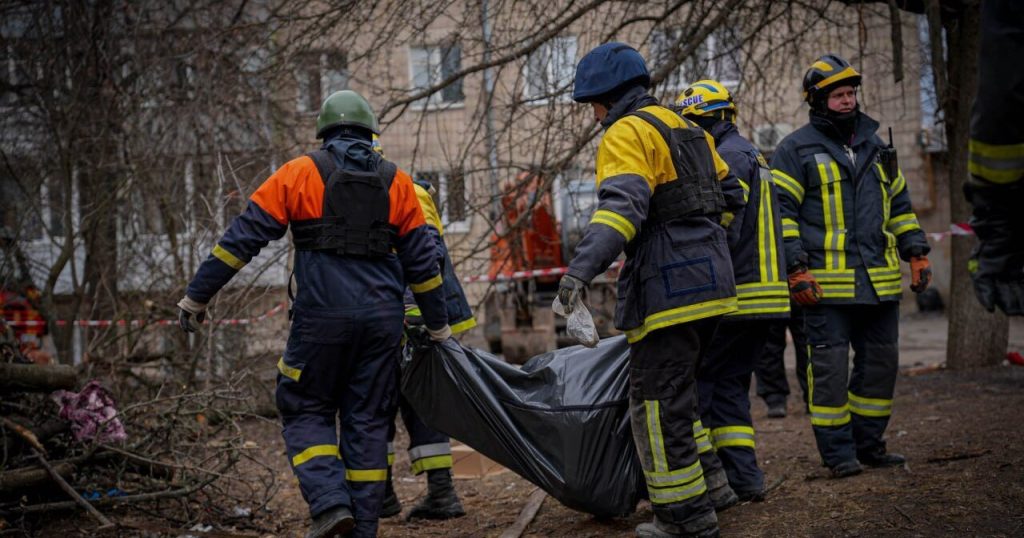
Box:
[0,363,78,392]
[940,2,1009,368]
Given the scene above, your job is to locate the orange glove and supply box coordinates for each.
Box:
[788,266,823,306]
[910,256,931,293]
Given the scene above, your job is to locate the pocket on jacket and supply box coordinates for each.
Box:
[657,257,717,298]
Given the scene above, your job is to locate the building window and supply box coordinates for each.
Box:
[296,51,348,113]
[650,27,742,92]
[408,44,464,107]
[416,169,469,232]
[523,36,577,102]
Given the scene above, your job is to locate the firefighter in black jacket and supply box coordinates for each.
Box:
[676,80,788,503]
[966,0,1024,316]
[772,55,931,478]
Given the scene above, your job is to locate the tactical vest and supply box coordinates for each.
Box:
[290,149,397,258]
[627,110,725,225]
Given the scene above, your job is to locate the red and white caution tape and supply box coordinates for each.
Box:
[463,261,623,284]
[926,222,975,242]
[467,223,976,283]
[5,302,287,328]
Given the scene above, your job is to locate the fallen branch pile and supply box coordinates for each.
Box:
[0,363,277,534]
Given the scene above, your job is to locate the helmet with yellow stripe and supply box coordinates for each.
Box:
[802,54,861,107]
[676,79,736,122]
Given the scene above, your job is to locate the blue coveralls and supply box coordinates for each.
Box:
[185,135,448,537]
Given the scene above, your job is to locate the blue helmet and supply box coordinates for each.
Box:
[572,43,651,103]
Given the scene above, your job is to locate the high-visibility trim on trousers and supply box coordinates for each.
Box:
[292,444,339,467]
[808,361,851,426]
[711,425,756,449]
[848,392,893,417]
[645,460,707,505]
[278,357,302,382]
[693,419,713,454]
[645,400,670,472]
[409,442,453,474]
[345,468,387,482]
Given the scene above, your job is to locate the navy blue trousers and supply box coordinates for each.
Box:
[276,305,403,538]
[697,318,770,495]
[388,346,452,475]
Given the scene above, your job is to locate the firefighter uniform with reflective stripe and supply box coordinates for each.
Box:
[387,182,476,477]
[566,87,745,527]
[772,111,929,467]
[185,134,448,538]
[965,0,1024,316]
[693,120,788,498]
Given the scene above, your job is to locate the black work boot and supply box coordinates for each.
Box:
[636,511,719,538]
[704,468,738,512]
[380,468,402,518]
[830,459,864,479]
[406,469,465,521]
[858,448,906,468]
[766,402,787,418]
[305,505,354,538]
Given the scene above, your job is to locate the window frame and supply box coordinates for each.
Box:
[407,43,465,110]
[522,35,578,104]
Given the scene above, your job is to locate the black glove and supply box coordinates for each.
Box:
[556,274,588,314]
[176,296,207,333]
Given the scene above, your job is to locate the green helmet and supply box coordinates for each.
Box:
[316,90,379,138]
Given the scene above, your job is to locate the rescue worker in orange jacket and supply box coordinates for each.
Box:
[176,90,450,538]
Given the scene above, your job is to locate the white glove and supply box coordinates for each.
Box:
[176,295,207,333]
[426,324,452,342]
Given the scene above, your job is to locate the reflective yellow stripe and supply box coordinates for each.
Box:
[781,218,801,238]
[591,209,637,242]
[757,175,777,282]
[969,139,1024,184]
[889,213,921,236]
[644,459,703,486]
[809,403,851,426]
[346,468,388,482]
[738,178,750,203]
[890,172,907,196]
[831,163,847,269]
[818,159,846,271]
[292,444,339,467]
[811,66,860,92]
[212,244,246,270]
[646,400,668,472]
[410,274,443,294]
[405,306,422,317]
[277,357,302,382]
[772,169,804,202]
[450,317,477,335]
[848,392,893,417]
[648,478,707,504]
[731,297,791,316]
[625,297,738,343]
[693,420,713,454]
[711,425,756,449]
[387,453,395,465]
[410,455,453,474]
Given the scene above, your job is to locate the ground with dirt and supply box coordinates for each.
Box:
[17,316,1024,537]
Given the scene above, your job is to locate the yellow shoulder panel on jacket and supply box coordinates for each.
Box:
[413,183,444,236]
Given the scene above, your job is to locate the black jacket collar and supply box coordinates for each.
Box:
[602,86,659,129]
